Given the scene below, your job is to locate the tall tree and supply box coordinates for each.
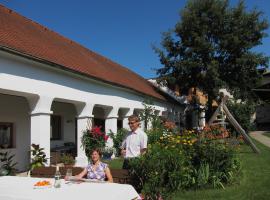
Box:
[155,0,269,119]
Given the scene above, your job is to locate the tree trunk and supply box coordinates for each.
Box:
[206,96,214,121]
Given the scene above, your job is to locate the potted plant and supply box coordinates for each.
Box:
[29,144,48,170]
[59,154,75,167]
[102,147,116,160]
[81,126,109,157]
[0,151,17,176]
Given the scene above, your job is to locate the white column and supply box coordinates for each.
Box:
[199,108,206,129]
[75,103,94,167]
[76,117,93,166]
[122,108,134,130]
[28,95,53,166]
[105,107,119,148]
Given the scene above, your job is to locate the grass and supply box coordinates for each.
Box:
[103,157,123,169]
[172,141,270,200]
[262,132,270,138]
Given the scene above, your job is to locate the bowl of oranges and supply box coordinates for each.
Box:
[33,180,52,189]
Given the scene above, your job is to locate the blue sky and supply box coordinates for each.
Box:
[1,0,269,78]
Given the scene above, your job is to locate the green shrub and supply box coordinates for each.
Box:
[192,139,241,188]
[0,151,17,176]
[146,127,167,145]
[59,154,75,166]
[129,128,241,199]
[109,128,128,157]
[30,144,48,170]
[129,143,193,199]
[226,100,256,133]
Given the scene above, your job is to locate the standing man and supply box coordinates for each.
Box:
[121,114,148,169]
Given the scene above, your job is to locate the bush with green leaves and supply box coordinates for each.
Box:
[59,154,75,166]
[226,100,256,134]
[109,128,128,157]
[30,144,48,170]
[192,138,241,189]
[146,127,167,145]
[129,143,193,199]
[0,151,17,176]
[129,128,241,199]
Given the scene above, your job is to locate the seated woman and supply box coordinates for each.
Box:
[75,148,113,182]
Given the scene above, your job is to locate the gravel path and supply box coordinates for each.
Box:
[250,131,270,148]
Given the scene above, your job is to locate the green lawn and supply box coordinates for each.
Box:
[103,157,123,169]
[172,141,270,200]
[262,132,270,138]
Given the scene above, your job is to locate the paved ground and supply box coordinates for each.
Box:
[250,131,270,148]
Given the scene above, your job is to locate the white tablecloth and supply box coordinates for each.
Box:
[0,176,140,200]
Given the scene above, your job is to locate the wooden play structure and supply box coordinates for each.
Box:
[208,96,260,154]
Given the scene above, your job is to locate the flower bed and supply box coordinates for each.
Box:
[129,126,241,199]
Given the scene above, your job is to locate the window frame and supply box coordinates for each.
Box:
[0,122,14,148]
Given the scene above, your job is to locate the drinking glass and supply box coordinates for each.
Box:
[65,168,72,181]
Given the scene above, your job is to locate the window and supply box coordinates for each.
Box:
[0,122,13,148]
[50,115,61,140]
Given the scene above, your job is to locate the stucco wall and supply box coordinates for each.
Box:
[0,50,184,169]
[0,94,30,171]
[0,51,169,111]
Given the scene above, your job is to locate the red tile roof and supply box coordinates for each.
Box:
[0,5,165,101]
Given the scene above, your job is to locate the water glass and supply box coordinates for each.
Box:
[66,168,72,181]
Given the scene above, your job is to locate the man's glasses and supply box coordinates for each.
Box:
[128,121,138,125]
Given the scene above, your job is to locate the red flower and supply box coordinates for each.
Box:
[82,126,110,154]
[104,135,109,141]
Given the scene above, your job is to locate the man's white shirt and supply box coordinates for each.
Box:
[122,128,148,158]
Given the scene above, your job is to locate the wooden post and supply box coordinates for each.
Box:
[223,104,260,154]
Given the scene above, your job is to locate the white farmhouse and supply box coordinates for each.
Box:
[0,5,184,171]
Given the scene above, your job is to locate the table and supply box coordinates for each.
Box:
[0,176,140,200]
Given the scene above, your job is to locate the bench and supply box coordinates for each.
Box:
[110,169,131,184]
[31,167,131,184]
[31,166,83,178]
